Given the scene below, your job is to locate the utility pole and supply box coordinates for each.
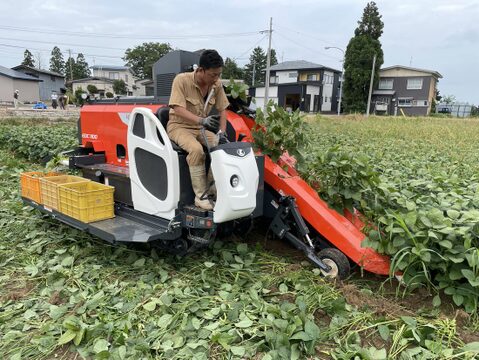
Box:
[68,49,73,81]
[366,54,376,117]
[325,46,345,115]
[252,62,256,86]
[264,17,273,111]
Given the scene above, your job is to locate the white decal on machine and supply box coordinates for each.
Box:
[118,112,131,125]
[82,133,98,140]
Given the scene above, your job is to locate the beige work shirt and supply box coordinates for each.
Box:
[168,71,229,130]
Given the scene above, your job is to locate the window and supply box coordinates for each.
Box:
[307,74,318,81]
[50,75,56,82]
[125,74,129,83]
[322,74,333,85]
[378,79,393,89]
[109,72,119,80]
[407,78,423,90]
[270,76,277,84]
[288,72,298,79]
[398,98,413,107]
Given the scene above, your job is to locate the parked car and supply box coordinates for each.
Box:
[32,102,47,110]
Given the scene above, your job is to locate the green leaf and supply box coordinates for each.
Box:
[279,283,288,293]
[304,320,320,340]
[143,301,157,312]
[235,318,253,328]
[231,346,246,356]
[432,295,441,307]
[118,345,127,360]
[462,342,479,353]
[290,331,313,341]
[133,258,146,267]
[93,339,110,353]
[57,330,77,345]
[378,325,390,341]
[204,261,215,268]
[61,256,74,267]
[158,314,173,329]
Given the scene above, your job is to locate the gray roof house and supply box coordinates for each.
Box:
[12,65,65,101]
[0,65,41,104]
[372,65,443,116]
[250,60,341,113]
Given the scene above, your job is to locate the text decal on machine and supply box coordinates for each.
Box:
[82,133,98,140]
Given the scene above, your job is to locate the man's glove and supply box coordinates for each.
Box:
[218,131,229,144]
[200,115,220,133]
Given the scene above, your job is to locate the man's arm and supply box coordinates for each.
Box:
[170,105,202,125]
[219,110,227,132]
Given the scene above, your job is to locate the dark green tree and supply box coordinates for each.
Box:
[243,47,278,86]
[87,85,99,94]
[21,49,35,67]
[113,79,127,95]
[65,56,75,81]
[222,58,244,80]
[73,53,90,79]
[342,1,384,113]
[49,46,65,75]
[123,42,172,79]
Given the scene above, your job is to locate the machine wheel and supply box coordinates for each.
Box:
[317,248,351,280]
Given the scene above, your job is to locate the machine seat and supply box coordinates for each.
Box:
[156,107,186,154]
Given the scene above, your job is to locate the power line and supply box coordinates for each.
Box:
[0,43,122,59]
[274,30,342,62]
[0,25,264,40]
[274,24,340,48]
[0,36,126,51]
[233,34,268,62]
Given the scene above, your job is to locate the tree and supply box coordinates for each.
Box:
[87,85,98,94]
[49,46,65,75]
[73,53,90,79]
[123,42,172,79]
[442,94,456,105]
[22,49,35,67]
[222,58,244,80]
[113,79,127,95]
[65,56,75,81]
[243,47,278,86]
[342,1,384,113]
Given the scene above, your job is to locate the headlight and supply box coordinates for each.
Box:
[230,175,239,187]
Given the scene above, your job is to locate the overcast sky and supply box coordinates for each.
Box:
[1,0,477,104]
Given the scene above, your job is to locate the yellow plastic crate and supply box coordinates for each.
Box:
[40,175,90,210]
[58,182,115,223]
[20,171,61,204]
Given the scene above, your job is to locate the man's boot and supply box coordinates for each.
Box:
[207,168,216,200]
[189,165,214,210]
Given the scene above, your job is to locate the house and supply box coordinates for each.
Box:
[90,65,137,96]
[69,77,116,98]
[133,79,154,97]
[11,65,65,101]
[249,60,341,113]
[0,65,41,104]
[372,65,442,116]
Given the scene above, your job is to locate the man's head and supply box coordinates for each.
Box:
[15,90,19,93]
[197,50,224,86]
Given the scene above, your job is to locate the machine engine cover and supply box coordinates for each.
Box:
[210,143,259,223]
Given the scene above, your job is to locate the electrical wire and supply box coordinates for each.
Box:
[0,25,264,40]
[0,43,122,59]
[274,30,342,63]
[0,36,126,52]
[232,34,268,62]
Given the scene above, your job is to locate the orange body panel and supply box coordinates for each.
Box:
[78,105,391,275]
[80,104,164,166]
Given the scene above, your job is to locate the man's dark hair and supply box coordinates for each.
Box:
[199,50,224,70]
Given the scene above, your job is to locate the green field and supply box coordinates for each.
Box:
[1,116,479,359]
